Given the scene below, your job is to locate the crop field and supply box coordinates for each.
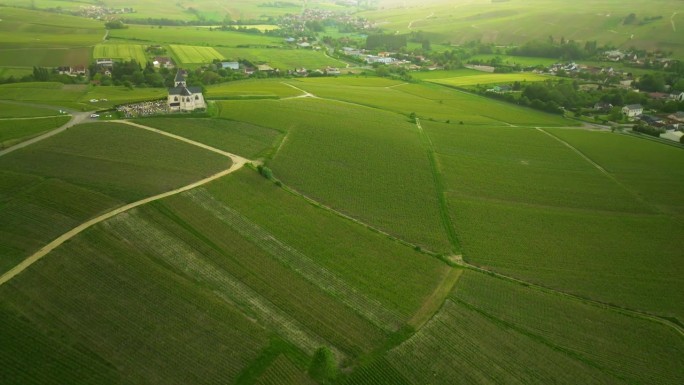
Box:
[0,224,270,385]
[0,67,32,79]
[287,79,570,126]
[217,98,453,252]
[0,122,228,274]
[361,0,684,58]
[131,117,282,159]
[0,116,70,149]
[421,121,684,319]
[365,270,684,385]
[547,129,684,215]
[109,25,280,47]
[206,79,304,99]
[0,47,92,68]
[215,47,345,70]
[201,169,449,322]
[0,83,166,109]
[428,72,551,87]
[255,355,314,385]
[93,44,147,65]
[0,101,63,118]
[169,45,225,64]
[467,54,559,67]
[0,7,103,48]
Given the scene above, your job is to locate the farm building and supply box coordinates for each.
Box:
[153,57,175,69]
[167,70,205,112]
[622,104,643,118]
[220,61,240,70]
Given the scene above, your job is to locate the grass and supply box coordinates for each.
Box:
[0,122,229,274]
[93,44,148,65]
[169,44,225,64]
[217,98,453,252]
[0,116,70,149]
[131,117,282,159]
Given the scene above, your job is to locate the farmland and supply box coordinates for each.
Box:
[93,44,147,65]
[427,72,551,87]
[1,0,683,383]
[422,121,684,319]
[0,116,70,149]
[217,98,453,252]
[215,47,345,70]
[131,117,282,159]
[362,270,684,385]
[360,0,684,58]
[0,7,103,49]
[169,45,225,64]
[0,122,228,274]
[109,25,280,47]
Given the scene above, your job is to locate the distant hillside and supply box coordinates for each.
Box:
[362,0,684,58]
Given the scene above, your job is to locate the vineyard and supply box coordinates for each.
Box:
[93,44,148,65]
[0,122,228,274]
[169,45,225,64]
[0,116,70,149]
[132,117,282,159]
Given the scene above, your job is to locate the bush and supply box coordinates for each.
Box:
[308,347,338,384]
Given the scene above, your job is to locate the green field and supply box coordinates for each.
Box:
[356,270,683,385]
[109,25,280,47]
[93,44,147,64]
[0,122,228,274]
[0,116,70,149]
[0,101,64,118]
[422,121,684,320]
[215,47,345,70]
[205,79,304,99]
[0,82,166,109]
[131,117,282,159]
[217,97,453,252]
[361,0,684,58]
[286,78,570,126]
[0,47,92,69]
[0,7,103,49]
[170,44,225,64]
[428,72,551,87]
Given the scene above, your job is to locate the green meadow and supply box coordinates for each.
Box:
[428,72,551,87]
[169,44,225,64]
[109,25,280,47]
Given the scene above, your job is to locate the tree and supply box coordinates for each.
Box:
[421,39,431,51]
[308,347,338,384]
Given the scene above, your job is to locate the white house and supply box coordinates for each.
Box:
[153,56,175,69]
[670,92,684,102]
[622,104,643,118]
[167,70,206,112]
[220,61,240,70]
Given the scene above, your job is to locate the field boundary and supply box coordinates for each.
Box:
[416,118,461,252]
[453,258,684,339]
[0,120,251,286]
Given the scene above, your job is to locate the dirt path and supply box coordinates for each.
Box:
[672,11,679,32]
[408,11,434,29]
[0,121,251,286]
[281,82,317,99]
[408,268,463,328]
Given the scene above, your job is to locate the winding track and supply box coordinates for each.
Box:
[0,121,251,286]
